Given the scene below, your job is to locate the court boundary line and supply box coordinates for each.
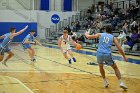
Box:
[1,76,34,93]
[0,76,93,85]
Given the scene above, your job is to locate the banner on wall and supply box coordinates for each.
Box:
[51,14,60,24]
[64,0,72,11]
[40,0,49,10]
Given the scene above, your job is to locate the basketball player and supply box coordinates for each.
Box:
[22,30,42,62]
[0,25,28,66]
[58,30,78,64]
[85,25,128,89]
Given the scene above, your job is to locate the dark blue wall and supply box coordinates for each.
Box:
[64,0,72,11]
[0,22,37,42]
[40,0,49,11]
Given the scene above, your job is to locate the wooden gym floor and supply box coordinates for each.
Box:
[0,45,140,93]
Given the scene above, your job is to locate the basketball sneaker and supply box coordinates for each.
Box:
[120,82,128,90]
[31,58,36,62]
[2,61,8,67]
[72,57,76,62]
[68,59,72,64]
[104,79,109,88]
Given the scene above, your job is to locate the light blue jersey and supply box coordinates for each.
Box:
[0,33,12,48]
[0,33,12,55]
[96,33,114,65]
[97,33,114,53]
[22,34,35,44]
[22,34,35,49]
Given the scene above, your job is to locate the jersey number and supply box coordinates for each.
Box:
[63,41,67,44]
[103,37,109,43]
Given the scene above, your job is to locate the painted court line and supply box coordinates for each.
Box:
[5,76,34,93]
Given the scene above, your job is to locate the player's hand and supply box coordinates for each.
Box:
[61,49,66,53]
[123,57,128,62]
[24,25,28,29]
[85,31,89,36]
[30,42,36,44]
[39,43,42,46]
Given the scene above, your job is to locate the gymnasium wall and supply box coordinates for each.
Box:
[37,11,78,39]
[113,0,136,9]
[0,0,105,11]
[78,0,105,10]
[0,10,78,39]
[0,10,37,22]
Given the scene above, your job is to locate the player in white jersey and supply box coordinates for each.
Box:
[58,30,78,64]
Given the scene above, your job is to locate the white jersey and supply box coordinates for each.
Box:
[60,35,71,50]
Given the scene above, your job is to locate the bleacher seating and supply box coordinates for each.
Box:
[45,0,140,56]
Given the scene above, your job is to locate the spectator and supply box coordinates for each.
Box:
[70,22,76,32]
[122,22,128,36]
[96,19,102,33]
[75,19,81,31]
[78,34,85,43]
[87,7,92,14]
[130,20,138,32]
[122,36,134,53]
[131,30,139,44]
[117,30,125,46]
[71,31,78,42]
[111,16,118,30]
[65,25,72,35]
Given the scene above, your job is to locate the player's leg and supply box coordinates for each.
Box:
[0,48,5,62]
[26,48,34,60]
[2,47,14,66]
[111,63,121,79]
[99,63,109,88]
[97,52,109,88]
[0,54,4,62]
[23,44,35,61]
[0,48,4,62]
[67,50,76,62]
[62,49,72,64]
[0,55,4,62]
[105,53,127,89]
[2,51,14,66]
[30,47,36,61]
[111,63,127,89]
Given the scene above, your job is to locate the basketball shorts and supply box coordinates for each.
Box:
[0,46,11,55]
[97,52,115,66]
[22,44,31,50]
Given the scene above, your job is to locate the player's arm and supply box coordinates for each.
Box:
[11,25,28,37]
[70,36,77,46]
[85,31,101,39]
[34,39,42,46]
[113,37,127,61]
[24,38,30,44]
[0,35,5,39]
[58,37,63,51]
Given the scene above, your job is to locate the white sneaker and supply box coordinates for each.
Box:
[31,58,37,62]
[2,61,8,67]
[120,82,128,90]
[104,80,109,88]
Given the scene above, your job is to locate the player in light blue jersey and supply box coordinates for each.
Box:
[22,30,41,62]
[0,25,28,66]
[85,25,127,90]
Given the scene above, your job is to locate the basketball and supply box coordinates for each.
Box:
[76,43,82,50]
